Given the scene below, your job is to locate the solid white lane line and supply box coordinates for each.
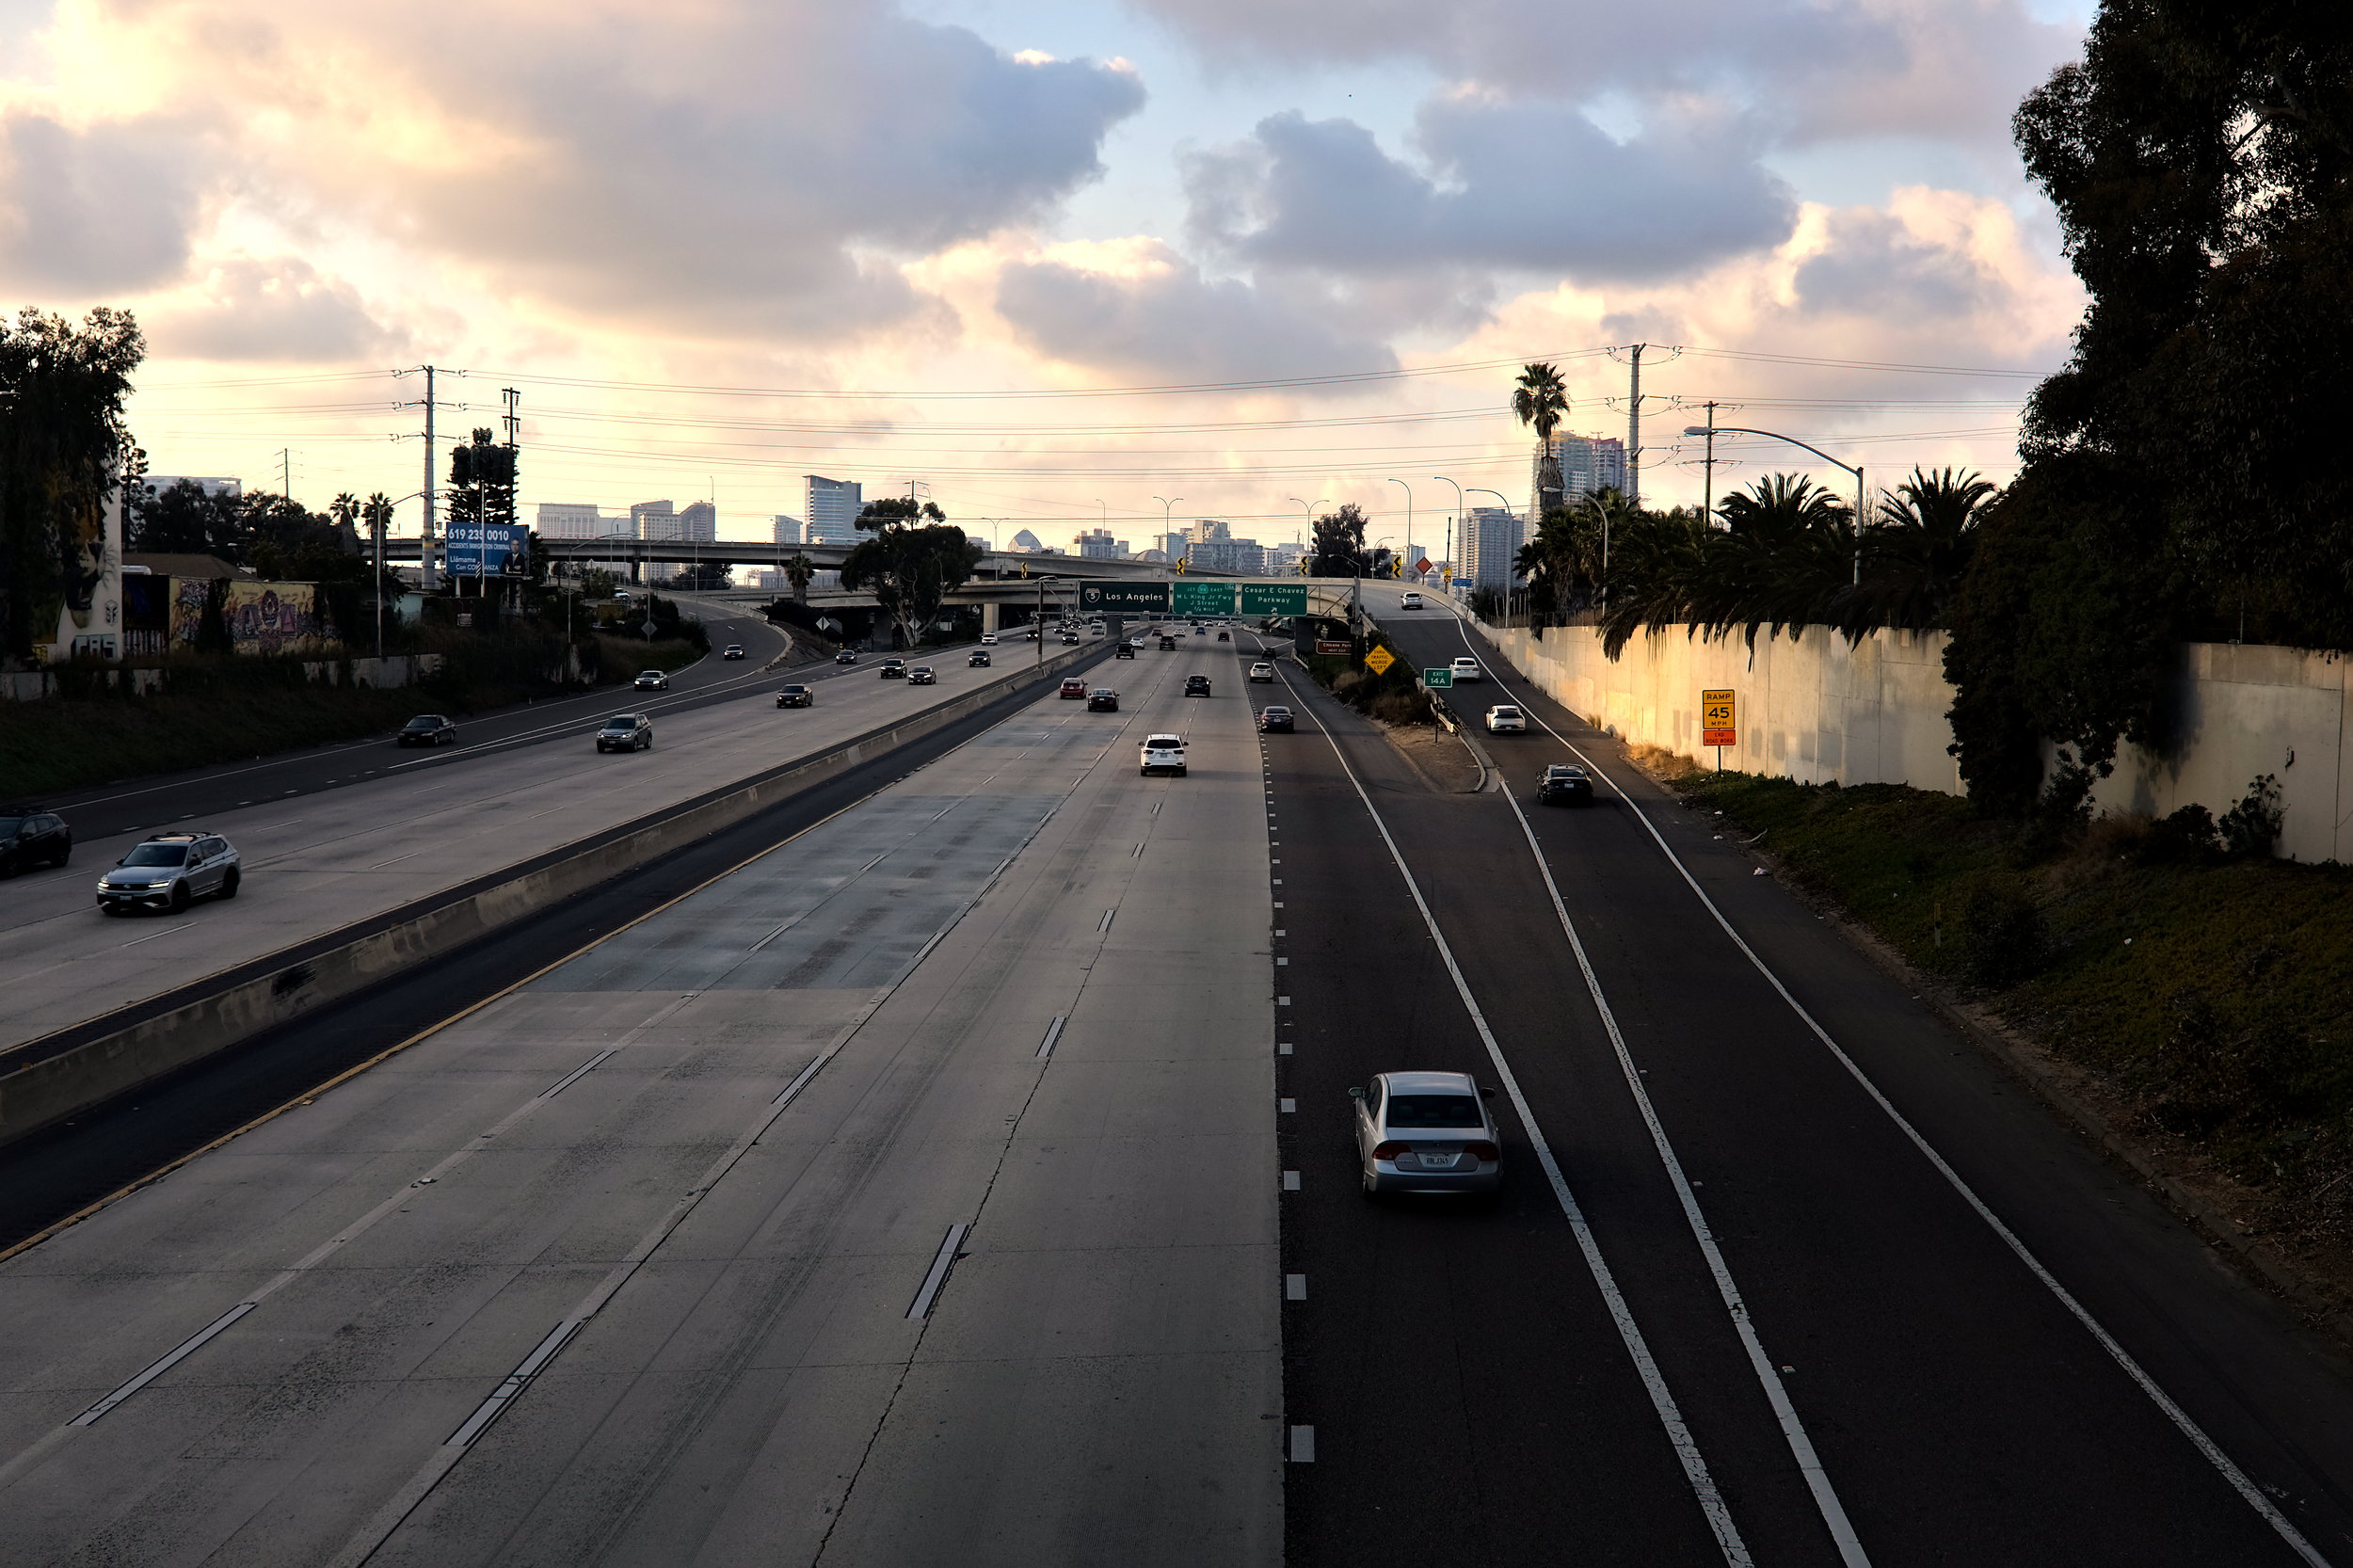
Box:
[1442,613,2333,1568]
[1096,908,1115,932]
[1035,1016,1066,1059]
[1277,664,1754,1568]
[905,1224,969,1320]
[1497,784,1869,1566]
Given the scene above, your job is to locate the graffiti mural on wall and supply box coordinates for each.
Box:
[168,578,328,656]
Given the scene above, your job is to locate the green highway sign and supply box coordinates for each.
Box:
[1078,582,1170,613]
[1423,668,1453,688]
[1173,581,1238,616]
[1240,583,1308,616]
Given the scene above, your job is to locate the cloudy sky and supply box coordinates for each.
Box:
[0,0,2093,552]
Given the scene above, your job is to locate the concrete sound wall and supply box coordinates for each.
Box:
[1472,619,2353,866]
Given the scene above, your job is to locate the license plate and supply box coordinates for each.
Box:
[1417,1152,1457,1169]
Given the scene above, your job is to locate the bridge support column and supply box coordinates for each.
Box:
[980,600,999,634]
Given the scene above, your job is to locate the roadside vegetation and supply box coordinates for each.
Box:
[1300,627,1433,727]
[1670,766,2353,1260]
[0,621,707,799]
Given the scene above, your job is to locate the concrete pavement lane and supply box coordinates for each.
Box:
[26,594,798,842]
[1335,591,2353,1561]
[0,640,1079,1053]
[0,643,1279,1566]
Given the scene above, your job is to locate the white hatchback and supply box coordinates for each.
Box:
[1449,656,1483,682]
[1485,705,1526,734]
[1139,733,1188,776]
[1248,662,1275,682]
[980,632,998,645]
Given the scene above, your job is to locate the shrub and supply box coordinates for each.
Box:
[1954,869,2045,986]
[2218,774,2283,859]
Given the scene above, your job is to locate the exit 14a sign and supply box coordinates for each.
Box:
[1423,667,1453,688]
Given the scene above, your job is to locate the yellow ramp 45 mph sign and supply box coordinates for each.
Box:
[1702,689,1737,747]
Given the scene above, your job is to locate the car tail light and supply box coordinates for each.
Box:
[1465,1142,1500,1161]
[1371,1141,1408,1161]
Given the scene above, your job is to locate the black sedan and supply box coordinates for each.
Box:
[776,684,813,708]
[908,666,937,685]
[968,650,992,666]
[878,659,907,680]
[1184,674,1212,697]
[835,649,859,664]
[0,807,71,875]
[395,713,458,747]
[1257,706,1294,733]
[1536,764,1595,806]
[1086,688,1120,712]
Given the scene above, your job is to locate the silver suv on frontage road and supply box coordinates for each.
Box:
[96,832,242,914]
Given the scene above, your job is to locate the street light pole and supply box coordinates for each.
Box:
[1432,475,1464,598]
[1685,425,1867,584]
[1467,488,1513,623]
[1386,479,1414,577]
[1153,495,1183,558]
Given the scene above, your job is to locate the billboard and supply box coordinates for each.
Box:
[168,578,329,655]
[446,522,528,577]
[39,490,122,663]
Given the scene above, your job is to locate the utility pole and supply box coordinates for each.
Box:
[1702,399,1718,524]
[279,448,291,500]
[423,367,436,584]
[1626,344,1644,510]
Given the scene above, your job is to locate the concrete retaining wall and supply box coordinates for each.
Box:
[1469,618,2353,864]
[1,652,440,702]
[0,644,1095,1146]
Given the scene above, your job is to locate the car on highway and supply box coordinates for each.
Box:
[0,807,72,876]
[908,665,936,685]
[395,713,458,747]
[1184,674,1213,697]
[1535,764,1593,806]
[1061,631,1080,645]
[633,669,670,691]
[1449,656,1483,682]
[776,684,813,708]
[96,831,240,914]
[1257,706,1294,733]
[835,649,859,664]
[1159,635,1176,650]
[1114,643,1135,659]
[981,632,999,646]
[1485,704,1527,734]
[1059,677,1089,699]
[1087,687,1120,712]
[1351,1071,1502,1196]
[1216,629,1229,641]
[1139,733,1187,776]
[968,650,992,667]
[1087,622,1105,635]
[1401,591,1423,609]
[613,589,633,604]
[879,658,907,679]
[722,644,744,660]
[597,713,654,752]
[1248,662,1275,682]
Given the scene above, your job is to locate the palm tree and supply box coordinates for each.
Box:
[1695,473,1853,647]
[1512,361,1569,455]
[1841,467,1996,634]
[784,552,816,602]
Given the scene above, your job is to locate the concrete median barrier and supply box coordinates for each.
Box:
[0,644,1101,1147]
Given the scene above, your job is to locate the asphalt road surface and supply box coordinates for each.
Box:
[1254,600,2353,1565]
[0,636,1279,1567]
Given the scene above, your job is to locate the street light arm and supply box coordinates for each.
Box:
[1688,427,1859,481]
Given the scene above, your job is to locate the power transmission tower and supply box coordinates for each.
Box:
[394,366,467,584]
[1607,344,1679,510]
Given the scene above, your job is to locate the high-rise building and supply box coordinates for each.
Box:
[1188,537,1265,575]
[1557,435,1628,501]
[632,500,678,541]
[1186,519,1231,546]
[1460,506,1524,592]
[1075,528,1127,559]
[676,500,716,542]
[1161,532,1188,560]
[535,503,601,538]
[773,514,806,546]
[1265,541,1306,572]
[805,476,863,544]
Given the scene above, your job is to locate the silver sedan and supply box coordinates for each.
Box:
[1351,1070,1502,1195]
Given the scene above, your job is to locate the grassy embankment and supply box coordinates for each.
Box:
[1669,767,2353,1256]
[0,633,703,800]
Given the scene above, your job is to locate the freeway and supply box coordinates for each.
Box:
[24,594,796,843]
[0,636,1279,1566]
[0,629,1078,1054]
[1250,600,2353,1564]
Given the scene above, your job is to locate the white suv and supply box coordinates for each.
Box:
[1139,733,1188,776]
[1449,656,1483,682]
[1485,704,1526,734]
